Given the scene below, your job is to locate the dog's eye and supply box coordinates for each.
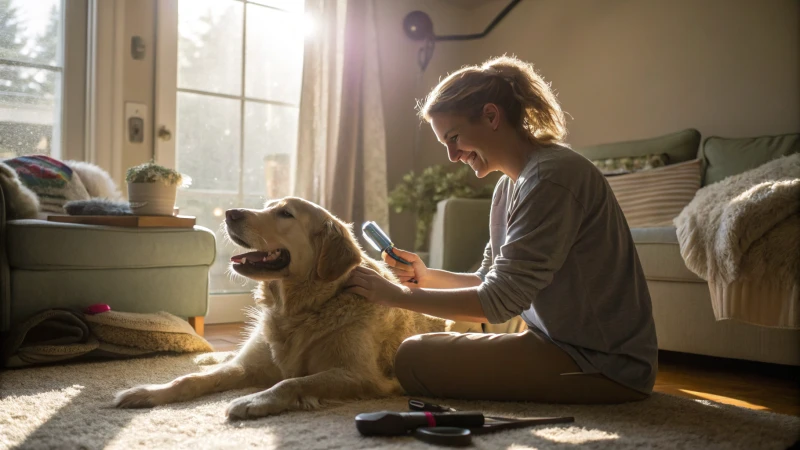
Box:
[279,209,294,218]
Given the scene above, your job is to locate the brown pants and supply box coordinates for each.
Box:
[394,318,648,404]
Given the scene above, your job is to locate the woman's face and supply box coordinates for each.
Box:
[430,108,499,179]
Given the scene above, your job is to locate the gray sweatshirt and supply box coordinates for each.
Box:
[476,144,658,394]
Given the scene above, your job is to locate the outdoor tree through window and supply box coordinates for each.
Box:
[0,0,63,159]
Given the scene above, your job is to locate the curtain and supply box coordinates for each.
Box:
[294,0,390,233]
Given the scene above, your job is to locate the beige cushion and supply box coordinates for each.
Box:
[630,227,703,283]
[606,159,701,228]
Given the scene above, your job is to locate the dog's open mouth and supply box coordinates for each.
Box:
[230,249,291,271]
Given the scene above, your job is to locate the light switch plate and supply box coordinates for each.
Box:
[125,102,147,144]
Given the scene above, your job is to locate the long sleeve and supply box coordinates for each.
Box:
[474,241,493,281]
[477,179,585,324]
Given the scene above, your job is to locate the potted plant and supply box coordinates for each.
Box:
[389,164,494,251]
[125,161,191,216]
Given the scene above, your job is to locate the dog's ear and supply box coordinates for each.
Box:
[315,220,361,282]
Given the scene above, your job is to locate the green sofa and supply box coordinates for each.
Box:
[0,186,216,336]
[428,129,800,366]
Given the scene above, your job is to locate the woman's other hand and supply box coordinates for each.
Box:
[344,266,410,306]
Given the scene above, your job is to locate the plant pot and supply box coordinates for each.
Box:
[127,182,177,216]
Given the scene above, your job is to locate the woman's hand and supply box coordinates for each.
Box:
[343,266,410,306]
[382,248,429,286]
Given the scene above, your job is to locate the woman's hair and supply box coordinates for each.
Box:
[417,55,567,146]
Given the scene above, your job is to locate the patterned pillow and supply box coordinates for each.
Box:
[4,155,90,213]
[592,153,670,175]
[605,159,702,228]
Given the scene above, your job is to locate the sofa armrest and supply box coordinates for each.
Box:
[427,198,492,272]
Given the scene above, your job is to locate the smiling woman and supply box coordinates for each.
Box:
[343,55,660,406]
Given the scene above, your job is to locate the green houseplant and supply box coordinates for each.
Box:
[389,164,494,251]
[125,161,191,216]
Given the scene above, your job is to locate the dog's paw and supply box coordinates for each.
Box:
[194,351,236,366]
[114,385,168,408]
[225,391,286,420]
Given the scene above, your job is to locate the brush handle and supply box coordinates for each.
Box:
[355,411,484,436]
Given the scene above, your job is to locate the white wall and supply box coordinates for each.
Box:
[377,0,800,249]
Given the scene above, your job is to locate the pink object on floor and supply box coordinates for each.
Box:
[84,304,111,315]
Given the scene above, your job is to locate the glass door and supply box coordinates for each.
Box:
[156,0,306,295]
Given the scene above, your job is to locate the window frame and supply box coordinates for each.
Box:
[0,0,88,161]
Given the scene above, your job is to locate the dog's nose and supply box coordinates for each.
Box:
[226,209,245,222]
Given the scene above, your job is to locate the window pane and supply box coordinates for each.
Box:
[247,0,304,14]
[0,0,62,66]
[176,92,241,191]
[0,64,60,158]
[0,0,63,159]
[178,0,242,96]
[245,3,305,104]
[243,101,298,197]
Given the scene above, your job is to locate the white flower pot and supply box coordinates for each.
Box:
[127,182,177,216]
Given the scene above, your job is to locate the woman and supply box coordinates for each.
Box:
[344,55,657,404]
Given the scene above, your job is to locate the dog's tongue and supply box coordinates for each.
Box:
[231,251,280,264]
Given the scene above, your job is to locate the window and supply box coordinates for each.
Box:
[174,0,305,294]
[0,0,86,161]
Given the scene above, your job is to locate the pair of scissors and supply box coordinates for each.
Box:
[407,399,576,447]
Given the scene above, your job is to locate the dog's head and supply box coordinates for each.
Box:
[224,197,362,283]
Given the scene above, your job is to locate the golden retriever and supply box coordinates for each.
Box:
[114,197,450,419]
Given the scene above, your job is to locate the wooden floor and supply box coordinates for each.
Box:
[206,323,800,417]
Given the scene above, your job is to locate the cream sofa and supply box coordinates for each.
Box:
[427,129,800,366]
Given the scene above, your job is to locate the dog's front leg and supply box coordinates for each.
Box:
[115,323,282,408]
[226,367,390,420]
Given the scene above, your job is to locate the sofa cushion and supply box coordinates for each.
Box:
[574,128,700,164]
[606,159,702,228]
[630,227,704,283]
[700,133,800,186]
[7,219,216,270]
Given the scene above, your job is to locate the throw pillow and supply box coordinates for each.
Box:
[4,155,91,213]
[606,158,702,228]
[701,133,800,185]
[591,153,670,175]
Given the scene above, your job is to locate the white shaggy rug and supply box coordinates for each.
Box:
[1,354,798,449]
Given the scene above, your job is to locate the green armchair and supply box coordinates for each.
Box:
[0,183,216,336]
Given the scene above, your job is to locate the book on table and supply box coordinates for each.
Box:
[47,215,196,228]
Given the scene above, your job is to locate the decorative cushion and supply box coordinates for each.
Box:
[574,128,700,164]
[591,153,670,175]
[606,159,702,228]
[700,133,800,186]
[3,155,90,213]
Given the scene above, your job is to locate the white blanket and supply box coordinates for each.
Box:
[674,153,800,328]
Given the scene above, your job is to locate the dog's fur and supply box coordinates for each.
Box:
[114,197,449,419]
